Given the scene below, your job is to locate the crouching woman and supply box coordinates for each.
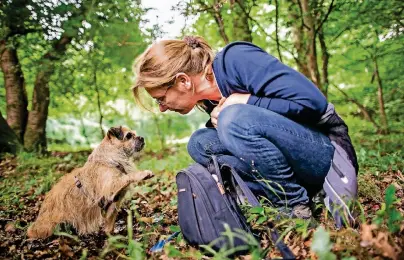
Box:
[132,36,358,226]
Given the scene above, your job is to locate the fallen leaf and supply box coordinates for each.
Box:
[360,223,377,247]
[373,232,399,260]
[138,217,153,223]
[5,222,16,233]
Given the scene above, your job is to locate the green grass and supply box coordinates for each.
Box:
[0,151,87,218]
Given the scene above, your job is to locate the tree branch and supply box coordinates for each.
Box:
[332,84,380,132]
[314,0,335,37]
[274,0,283,62]
[196,0,229,43]
[296,0,310,30]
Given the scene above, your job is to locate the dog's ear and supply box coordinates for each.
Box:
[107,126,124,140]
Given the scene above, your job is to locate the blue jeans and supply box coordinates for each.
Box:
[187,104,334,207]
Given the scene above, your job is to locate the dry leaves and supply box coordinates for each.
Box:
[360,223,402,260]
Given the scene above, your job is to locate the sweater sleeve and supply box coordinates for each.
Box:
[220,42,327,123]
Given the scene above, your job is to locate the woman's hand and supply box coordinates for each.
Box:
[210,93,251,128]
[210,98,226,128]
[221,93,251,110]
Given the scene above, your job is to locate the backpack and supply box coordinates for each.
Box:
[176,156,295,259]
[318,103,359,228]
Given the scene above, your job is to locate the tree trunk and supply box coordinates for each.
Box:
[373,57,389,134]
[0,110,22,154]
[0,40,28,142]
[23,63,51,152]
[300,0,322,92]
[23,36,72,152]
[286,0,311,78]
[232,0,252,42]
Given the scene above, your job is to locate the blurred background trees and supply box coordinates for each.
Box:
[0,0,403,154]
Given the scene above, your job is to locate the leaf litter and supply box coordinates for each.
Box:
[0,151,403,259]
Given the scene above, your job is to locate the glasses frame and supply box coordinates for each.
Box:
[154,84,172,106]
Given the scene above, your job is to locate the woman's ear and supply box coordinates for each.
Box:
[175,72,192,90]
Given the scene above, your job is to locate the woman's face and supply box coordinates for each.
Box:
[146,74,198,114]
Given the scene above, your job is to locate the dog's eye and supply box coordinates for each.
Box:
[125,133,133,140]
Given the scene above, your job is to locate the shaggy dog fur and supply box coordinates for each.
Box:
[27,126,153,239]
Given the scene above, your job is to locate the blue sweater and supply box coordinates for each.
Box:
[210,42,328,124]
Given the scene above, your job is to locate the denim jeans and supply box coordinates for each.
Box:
[187,104,334,207]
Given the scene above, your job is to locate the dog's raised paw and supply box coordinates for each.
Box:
[142,170,154,179]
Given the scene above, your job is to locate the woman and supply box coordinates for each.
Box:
[133,36,358,223]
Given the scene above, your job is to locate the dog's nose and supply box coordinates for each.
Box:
[137,136,144,142]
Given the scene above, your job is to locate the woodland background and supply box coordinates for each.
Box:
[0,0,403,259]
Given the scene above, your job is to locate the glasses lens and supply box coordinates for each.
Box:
[155,85,172,106]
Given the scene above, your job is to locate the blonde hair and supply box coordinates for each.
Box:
[132,36,214,106]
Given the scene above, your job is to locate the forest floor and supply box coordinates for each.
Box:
[0,133,403,260]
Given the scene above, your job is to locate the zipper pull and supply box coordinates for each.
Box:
[212,174,225,195]
[217,182,225,195]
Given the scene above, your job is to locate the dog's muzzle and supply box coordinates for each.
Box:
[134,136,145,151]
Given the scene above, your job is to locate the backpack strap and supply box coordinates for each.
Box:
[229,166,260,207]
[209,156,296,260]
[210,155,259,206]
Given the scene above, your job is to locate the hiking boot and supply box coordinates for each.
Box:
[276,204,312,220]
[291,204,312,219]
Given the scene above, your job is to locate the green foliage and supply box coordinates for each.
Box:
[101,209,145,259]
[373,185,404,233]
[136,144,194,173]
[199,224,262,260]
[311,227,337,260]
[351,131,403,174]
[247,206,268,225]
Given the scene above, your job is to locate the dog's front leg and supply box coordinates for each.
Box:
[106,170,154,202]
[127,170,154,182]
[104,201,121,234]
[101,170,153,233]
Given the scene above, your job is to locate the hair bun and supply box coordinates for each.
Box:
[183,36,201,49]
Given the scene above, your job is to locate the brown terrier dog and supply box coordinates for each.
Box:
[27,126,154,239]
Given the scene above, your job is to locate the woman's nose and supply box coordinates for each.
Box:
[159,104,168,112]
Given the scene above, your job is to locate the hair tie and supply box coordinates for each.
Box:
[183,36,201,49]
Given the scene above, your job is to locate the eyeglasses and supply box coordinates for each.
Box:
[154,85,172,106]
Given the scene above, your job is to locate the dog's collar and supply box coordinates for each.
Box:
[115,162,127,175]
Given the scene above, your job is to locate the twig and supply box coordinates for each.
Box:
[314,0,335,37]
[332,84,380,132]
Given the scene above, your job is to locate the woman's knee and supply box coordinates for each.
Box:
[187,128,217,163]
[217,104,246,132]
[217,104,271,144]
